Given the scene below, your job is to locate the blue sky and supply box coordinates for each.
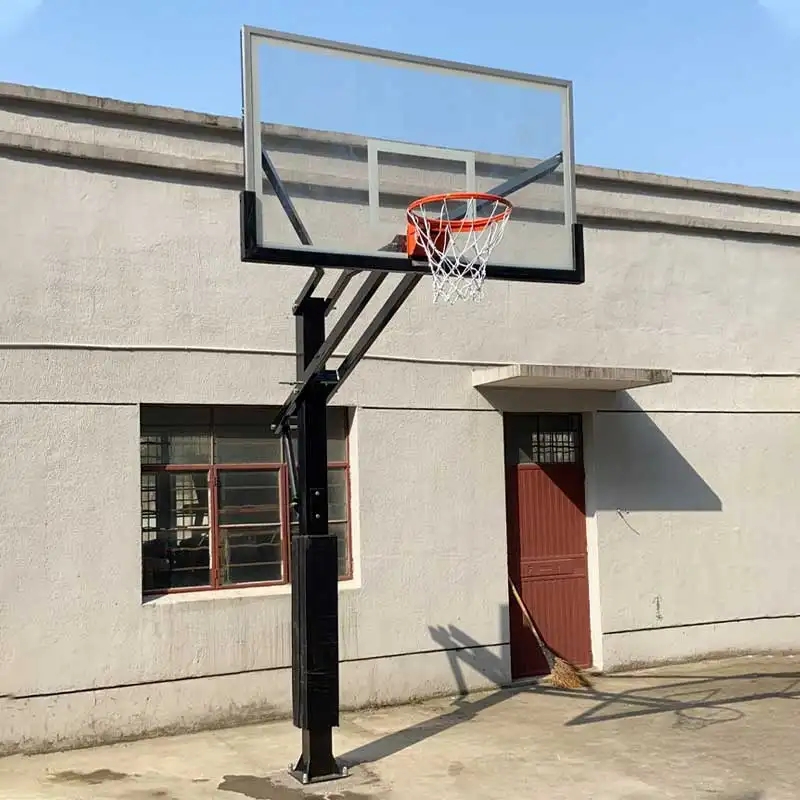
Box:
[1,0,799,190]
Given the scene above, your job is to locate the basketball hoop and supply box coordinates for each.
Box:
[406,192,513,303]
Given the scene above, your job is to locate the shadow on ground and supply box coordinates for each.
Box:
[340,625,510,768]
[543,669,800,729]
[341,626,800,769]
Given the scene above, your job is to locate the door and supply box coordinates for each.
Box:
[505,413,592,678]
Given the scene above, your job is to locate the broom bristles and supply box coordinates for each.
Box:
[507,576,593,691]
[547,656,593,690]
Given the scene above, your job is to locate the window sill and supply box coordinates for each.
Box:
[142,576,360,605]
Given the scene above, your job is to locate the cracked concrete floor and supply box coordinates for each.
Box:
[1,654,798,799]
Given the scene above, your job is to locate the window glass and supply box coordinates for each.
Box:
[214,428,282,464]
[140,405,351,593]
[504,414,582,465]
[141,429,212,465]
[217,470,281,526]
[141,471,210,592]
[220,526,283,585]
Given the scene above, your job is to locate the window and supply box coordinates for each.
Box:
[140,405,351,595]
[504,413,583,465]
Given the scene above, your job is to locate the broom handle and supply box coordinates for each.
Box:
[508,576,551,656]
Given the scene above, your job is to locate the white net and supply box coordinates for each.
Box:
[406,194,513,303]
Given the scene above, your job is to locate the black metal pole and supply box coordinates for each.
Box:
[289,297,344,785]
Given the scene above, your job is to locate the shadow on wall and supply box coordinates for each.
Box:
[477,388,721,512]
[339,606,512,768]
[595,397,722,512]
[427,608,511,693]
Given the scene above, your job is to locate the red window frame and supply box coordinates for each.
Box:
[140,409,352,596]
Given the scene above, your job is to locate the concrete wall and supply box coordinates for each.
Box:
[595,385,800,669]
[1,83,799,752]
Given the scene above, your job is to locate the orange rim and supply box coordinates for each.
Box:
[407,192,512,233]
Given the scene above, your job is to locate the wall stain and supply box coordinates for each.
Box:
[654,595,664,623]
[49,768,130,785]
[218,773,379,799]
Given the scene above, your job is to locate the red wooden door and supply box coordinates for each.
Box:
[505,414,592,678]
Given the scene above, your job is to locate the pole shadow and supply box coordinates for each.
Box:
[339,616,519,768]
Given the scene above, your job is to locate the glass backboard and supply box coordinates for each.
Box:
[241,26,582,284]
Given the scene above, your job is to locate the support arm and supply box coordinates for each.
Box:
[327,274,422,403]
[271,271,387,433]
[272,273,421,432]
[446,152,564,221]
[259,149,326,310]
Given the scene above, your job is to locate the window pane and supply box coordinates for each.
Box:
[172,472,210,528]
[141,471,157,531]
[284,470,347,525]
[330,522,350,577]
[534,430,581,463]
[220,525,283,585]
[214,428,282,464]
[532,415,582,464]
[141,428,211,465]
[218,470,281,525]
[141,471,210,592]
[504,414,582,465]
[288,519,349,579]
[213,406,275,427]
[504,415,534,464]
[141,406,212,427]
[328,467,348,521]
[327,408,348,462]
[283,408,349,463]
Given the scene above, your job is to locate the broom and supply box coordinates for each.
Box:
[508,576,592,690]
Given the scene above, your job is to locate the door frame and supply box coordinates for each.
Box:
[502,409,604,674]
[581,411,604,672]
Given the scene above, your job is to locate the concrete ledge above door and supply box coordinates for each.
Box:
[472,364,673,392]
[471,363,672,414]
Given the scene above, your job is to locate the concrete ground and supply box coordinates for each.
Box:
[1,655,798,800]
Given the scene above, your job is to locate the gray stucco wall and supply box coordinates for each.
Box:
[0,83,798,754]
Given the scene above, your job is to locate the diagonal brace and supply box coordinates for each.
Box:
[261,148,361,312]
[327,274,422,403]
[260,149,325,310]
[447,151,564,221]
[271,271,388,432]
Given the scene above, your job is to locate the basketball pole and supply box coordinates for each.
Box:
[286,295,343,785]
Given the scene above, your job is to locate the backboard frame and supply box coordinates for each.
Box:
[240,25,584,285]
